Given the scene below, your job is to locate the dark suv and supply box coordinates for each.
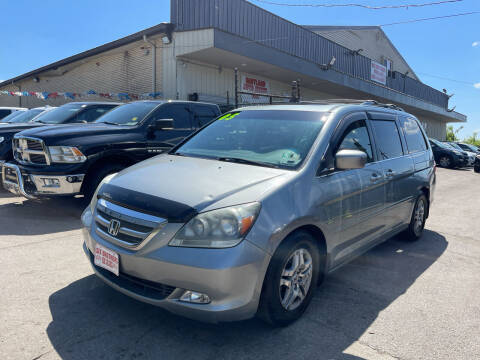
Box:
[429,138,466,168]
[2,100,221,199]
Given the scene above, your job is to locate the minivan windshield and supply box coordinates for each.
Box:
[7,109,44,123]
[95,102,161,126]
[173,110,327,170]
[35,104,84,124]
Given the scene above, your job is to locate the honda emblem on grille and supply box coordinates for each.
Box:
[108,219,121,236]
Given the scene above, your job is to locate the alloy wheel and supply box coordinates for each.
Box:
[279,248,313,311]
[439,157,450,168]
[414,199,425,236]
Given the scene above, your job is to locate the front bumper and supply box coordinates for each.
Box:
[1,162,84,199]
[82,218,271,323]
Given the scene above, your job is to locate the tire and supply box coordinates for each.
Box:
[438,156,453,168]
[257,231,321,327]
[82,163,125,201]
[475,164,480,173]
[402,194,428,242]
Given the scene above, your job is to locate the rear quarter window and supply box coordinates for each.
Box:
[400,117,428,153]
[193,105,220,127]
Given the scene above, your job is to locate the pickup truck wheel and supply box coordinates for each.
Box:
[402,194,428,242]
[257,231,320,327]
[82,164,125,201]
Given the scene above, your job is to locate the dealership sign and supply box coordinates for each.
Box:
[371,61,387,85]
[241,75,270,103]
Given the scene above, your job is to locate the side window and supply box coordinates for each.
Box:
[193,105,218,127]
[153,104,192,129]
[400,117,428,153]
[371,120,404,159]
[336,120,374,163]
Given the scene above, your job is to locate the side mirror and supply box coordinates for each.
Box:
[335,149,367,170]
[151,118,174,131]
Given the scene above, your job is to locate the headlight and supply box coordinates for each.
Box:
[0,136,4,144]
[89,173,117,211]
[48,146,86,163]
[81,207,93,227]
[169,202,261,248]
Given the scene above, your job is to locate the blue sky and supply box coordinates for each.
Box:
[0,0,478,138]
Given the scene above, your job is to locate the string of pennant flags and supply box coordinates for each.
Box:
[0,89,164,101]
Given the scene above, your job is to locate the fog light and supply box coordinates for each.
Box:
[179,290,211,304]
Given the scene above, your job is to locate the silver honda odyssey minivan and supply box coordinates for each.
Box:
[81,101,435,326]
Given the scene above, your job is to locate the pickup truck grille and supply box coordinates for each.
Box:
[13,137,49,165]
[94,198,167,248]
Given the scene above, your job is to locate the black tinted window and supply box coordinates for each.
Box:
[0,110,12,119]
[193,105,218,127]
[154,104,192,129]
[400,117,427,153]
[371,120,404,159]
[337,120,374,163]
[74,106,114,123]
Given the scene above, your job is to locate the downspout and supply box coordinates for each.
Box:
[143,35,156,94]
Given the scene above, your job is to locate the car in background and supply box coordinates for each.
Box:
[0,109,28,124]
[475,154,480,173]
[456,142,479,154]
[429,138,466,168]
[81,102,435,325]
[0,102,121,166]
[0,106,55,125]
[443,142,475,166]
[0,107,27,120]
[2,100,221,199]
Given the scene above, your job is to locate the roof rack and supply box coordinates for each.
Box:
[299,99,405,112]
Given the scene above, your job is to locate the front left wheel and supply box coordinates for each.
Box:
[82,163,125,201]
[402,194,428,241]
[257,231,321,327]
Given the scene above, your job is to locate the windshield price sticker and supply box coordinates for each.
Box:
[219,112,241,121]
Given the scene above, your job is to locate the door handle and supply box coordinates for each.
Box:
[385,169,396,178]
[370,173,381,182]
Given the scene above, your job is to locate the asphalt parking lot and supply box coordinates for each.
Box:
[0,167,479,360]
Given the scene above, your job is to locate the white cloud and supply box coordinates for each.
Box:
[474,82,480,89]
[473,41,480,47]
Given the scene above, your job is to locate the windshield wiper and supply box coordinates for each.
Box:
[216,157,280,169]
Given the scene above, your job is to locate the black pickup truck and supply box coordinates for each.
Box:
[1,100,221,199]
[0,102,121,164]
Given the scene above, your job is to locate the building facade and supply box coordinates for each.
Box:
[0,0,466,140]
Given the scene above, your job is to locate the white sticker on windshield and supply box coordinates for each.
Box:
[279,150,301,165]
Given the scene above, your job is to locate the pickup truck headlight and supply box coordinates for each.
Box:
[48,146,86,163]
[169,202,261,248]
[0,136,4,144]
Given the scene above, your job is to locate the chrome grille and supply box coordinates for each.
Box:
[94,198,167,248]
[13,137,49,165]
